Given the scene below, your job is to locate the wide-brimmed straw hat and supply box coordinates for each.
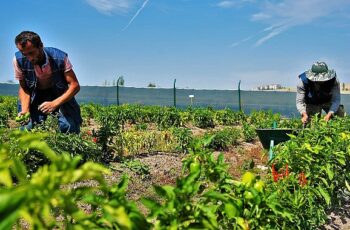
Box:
[305,61,336,82]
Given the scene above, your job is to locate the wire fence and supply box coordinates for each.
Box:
[2,83,350,118]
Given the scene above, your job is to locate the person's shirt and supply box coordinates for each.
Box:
[296,77,341,114]
[13,49,72,90]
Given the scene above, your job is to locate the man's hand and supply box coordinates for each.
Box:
[301,112,308,124]
[324,112,333,122]
[16,111,30,124]
[18,110,29,117]
[38,101,58,114]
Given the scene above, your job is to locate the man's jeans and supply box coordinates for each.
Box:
[18,89,80,134]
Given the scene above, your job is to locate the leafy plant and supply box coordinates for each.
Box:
[206,127,241,151]
[242,122,256,142]
[171,127,193,152]
[214,109,247,126]
[0,130,150,229]
[121,159,150,179]
[192,107,216,128]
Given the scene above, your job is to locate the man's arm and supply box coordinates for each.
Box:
[324,80,341,121]
[328,80,340,113]
[38,70,80,114]
[14,57,31,115]
[296,78,308,123]
[18,80,31,115]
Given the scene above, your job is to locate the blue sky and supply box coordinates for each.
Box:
[1,0,350,90]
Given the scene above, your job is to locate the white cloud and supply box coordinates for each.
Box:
[251,13,270,21]
[255,22,292,47]
[252,0,350,46]
[85,0,134,15]
[217,1,237,8]
[85,0,150,30]
[217,0,255,9]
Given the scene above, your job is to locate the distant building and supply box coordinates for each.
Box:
[257,84,283,90]
[341,83,350,91]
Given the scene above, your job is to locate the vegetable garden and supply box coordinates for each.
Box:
[0,95,350,229]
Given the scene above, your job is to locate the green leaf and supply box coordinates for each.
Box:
[141,198,163,218]
[0,190,26,219]
[345,180,350,192]
[141,198,161,210]
[28,141,58,162]
[203,191,228,202]
[217,153,225,164]
[236,217,249,230]
[154,185,175,200]
[224,203,240,219]
[104,205,132,229]
[0,210,20,230]
[0,169,12,187]
[318,186,331,206]
[326,164,334,181]
[319,177,329,188]
[199,205,219,229]
[336,157,346,166]
[324,136,332,143]
[116,174,129,193]
[266,192,294,221]
[11,159,27,183]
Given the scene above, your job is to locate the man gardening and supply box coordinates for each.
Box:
[296,61,344,124]
[13,31,82,133]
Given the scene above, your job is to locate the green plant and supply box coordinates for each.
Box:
[192,108,216,128]
[155,107,181,129]
[46,131,102,162]
[171,127,193,152]
[248,110,281,128]
[242,122,256,142]
[121,159,150,179]
[214,109,247,126]
[270,117,350,228]
[15,112,30,123]
[0,130,150,229]
[206,127,241,151]
[0,96,17,128]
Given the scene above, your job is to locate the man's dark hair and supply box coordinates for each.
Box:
[15,31,43,48]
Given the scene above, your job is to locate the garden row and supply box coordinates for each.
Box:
[0,95,300,164]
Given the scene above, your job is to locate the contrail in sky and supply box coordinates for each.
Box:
[231,36,252,47]
[123,0,149,31]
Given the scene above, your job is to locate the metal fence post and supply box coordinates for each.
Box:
[238,80,242,112]
[173,79,176,107]
[117,77,121,106]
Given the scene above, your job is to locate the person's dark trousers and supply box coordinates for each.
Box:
[306,102,345,118]
[18,88,80,134]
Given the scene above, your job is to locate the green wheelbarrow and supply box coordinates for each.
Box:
[255,128,297,160]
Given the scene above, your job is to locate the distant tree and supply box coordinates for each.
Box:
[112,79,116,86]
[118,76,125,87]
[103,80,108,86]
[147,82,156,88]
[343,82,345,91]
[6,80,15,84]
